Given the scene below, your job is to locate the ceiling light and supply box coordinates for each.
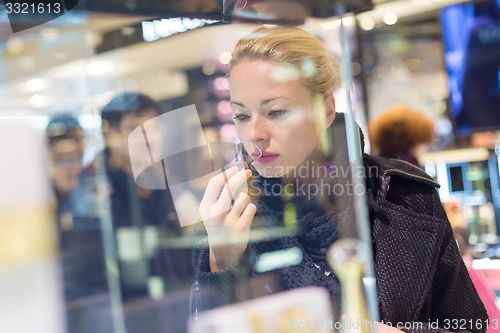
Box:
[412,0,431,6]
[383,12,398,25]
[142,21,159,42]
[213,77,230,91]
[342,17,354,26]
[202,63,216,76]
[360,17,375,30]
[218,52,232,65]
[142,18,219,43]
[26,78,48,92]
[86,61,114,76]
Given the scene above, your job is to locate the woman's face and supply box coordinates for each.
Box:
[229,59,320,178]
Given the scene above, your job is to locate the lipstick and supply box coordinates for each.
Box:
[254,151,279,164]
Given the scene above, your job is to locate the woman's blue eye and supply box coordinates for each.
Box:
[232,114,249,122]
[269,110,287,117]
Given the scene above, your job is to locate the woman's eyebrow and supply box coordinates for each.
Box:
[230,101,246,108]
[261,97,291,105]
[230,97,291,108]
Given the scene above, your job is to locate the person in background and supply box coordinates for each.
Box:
[368,104,435,168]
[48,114,87,214]
[47,114,109,332]
[443,199,470,255]
[87,92,194,301]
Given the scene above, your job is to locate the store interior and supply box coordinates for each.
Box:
[1,0,499,332]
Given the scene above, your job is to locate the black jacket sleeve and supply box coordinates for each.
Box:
[366,157,489,333]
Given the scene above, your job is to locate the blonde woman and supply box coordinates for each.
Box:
[195,27,488,333]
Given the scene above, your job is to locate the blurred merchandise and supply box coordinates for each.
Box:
[423,147,500,255]
[189,287,333,333]
[0,118,65,333]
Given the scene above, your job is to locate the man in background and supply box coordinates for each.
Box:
[47,114,109,333]
[87,93,194,301]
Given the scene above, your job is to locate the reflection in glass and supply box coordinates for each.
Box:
[233,142,262,170]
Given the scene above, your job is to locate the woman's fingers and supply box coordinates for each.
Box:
[225,193,251,221]
[207,200,255,248]
[202,166,239,204]
[206,194,256,272]
[200,167,253,224]
[238,202,256,229]
[217,169,252,208]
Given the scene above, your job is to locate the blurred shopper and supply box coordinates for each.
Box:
[443,199,470,255]
[87,92,194,301]
[47,114,109,332]
[47,114,107,297]
[368,104,435,168]
[48,114,87,210]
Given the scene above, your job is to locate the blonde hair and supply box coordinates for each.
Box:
[369,104,435,151]
[230,26,341,97]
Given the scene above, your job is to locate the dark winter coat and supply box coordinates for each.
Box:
[194,153,488,333]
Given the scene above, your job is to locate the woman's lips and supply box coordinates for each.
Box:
[253,151,279,164]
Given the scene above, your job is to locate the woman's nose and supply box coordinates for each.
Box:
[248,115,269,143]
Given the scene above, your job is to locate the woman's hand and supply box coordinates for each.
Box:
[199,166,257,272]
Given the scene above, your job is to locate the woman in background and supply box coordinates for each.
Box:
[368,105,435,168]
